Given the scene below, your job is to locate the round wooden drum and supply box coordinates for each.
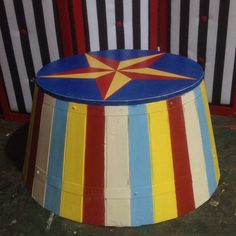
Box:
[23,50,220,227]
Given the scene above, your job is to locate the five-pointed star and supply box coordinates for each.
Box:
[39,53,195,100]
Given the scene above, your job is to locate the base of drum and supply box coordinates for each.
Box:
[23,80,220,227]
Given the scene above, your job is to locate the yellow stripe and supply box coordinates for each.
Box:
[147,101,177,223]
[118,53,164,70]
[105,71,131,99]
[40,71,112,79]
[122,67,194,80]
[23,86,39,182]
[200,82,220,182]
[86,53,114,70]
[60,103,87,222]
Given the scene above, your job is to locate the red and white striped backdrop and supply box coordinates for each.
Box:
[0,0,235,118]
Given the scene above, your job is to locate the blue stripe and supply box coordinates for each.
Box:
[194,86,217,195]
[128,104,153,226]
[44,100,68,213]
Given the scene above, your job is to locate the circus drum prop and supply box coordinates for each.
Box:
[23,50,220,227]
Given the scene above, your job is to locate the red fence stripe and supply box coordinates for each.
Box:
[72,0,86,53]
[26,90,44,192]
[167,97,195,216]
[159,0,169,52]
[83,105,105,225]
[56,0,73,56]
[149,0,158,50]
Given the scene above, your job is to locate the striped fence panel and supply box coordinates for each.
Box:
[170,0,236,107]
[0,0,63,114]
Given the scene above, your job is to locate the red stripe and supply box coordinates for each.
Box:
[159,0,169,52]
[72,0,86,53]
[149,0,158,50]
[26,90,44,192]
[83,105,105,225]
[167,97,195,216]
[56,0,73,56]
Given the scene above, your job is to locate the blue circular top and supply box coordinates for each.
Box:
[36,49,203,105]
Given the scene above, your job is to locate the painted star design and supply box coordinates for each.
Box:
[39,53,195,100]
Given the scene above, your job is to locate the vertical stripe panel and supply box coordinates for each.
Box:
[96,0,108,50]
[182,90,209,207]
[132,0,140,49]
[3,0,32,112]
[179,0,190,56]
[52,0,64,58]
[147,101,177,223]
[44,100,68,214]
[60,103,87,222]
[159,0,169,52]
[56,0,73,56]
[201,82,220,182]
[170,0,180,54]
[194,86,217,195]
[204,0,220,102]
[128,104,153,226]
[72,0,86,53]
[105,106,131,226]
[22,0,42,72]
[115,0,125,49]
[32,0,51,65]
[105,0,117,49]
[83,105,105,225]
[0,30,18,111]
[32,95,55,206]
[41,0,60,61]
[13,0,35,94]
[167,97,195,216]
[221,0,236,104]
[123,0,133,49]
[86,0,100,51]
[140,0,149,49]
[197,0,210,68]
[212,0,230,104]
[188,0,200,61]
[23,87,39,182]
[68,0,78,55]
[82,0,90,52]
[149,0,158,50]
[26,90,44,191]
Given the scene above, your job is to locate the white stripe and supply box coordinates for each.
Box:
[123,0,133,49]
[0,30,18,111]
[41,0,60,61]
[105,0,117,49]
[86,0,100,51]
[182,91,209,207]
[105,106,131,226]
[4,0,32,112]
[204,0,220,102]
[170,0,181,54]
[22,0,42,73]
[220,0,236,104]
[140,0,149,50]
[188,0,200,61]
[33,95,55,206]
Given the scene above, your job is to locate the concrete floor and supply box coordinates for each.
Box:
[0,115,235,236]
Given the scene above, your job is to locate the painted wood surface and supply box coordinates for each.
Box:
[182,90,209,207]
[32,94,55,205]
[44,100,68,214]
[60,103,87,222]
[105,106,131,226]
[147,101,177,223]
[128,104,153,226]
